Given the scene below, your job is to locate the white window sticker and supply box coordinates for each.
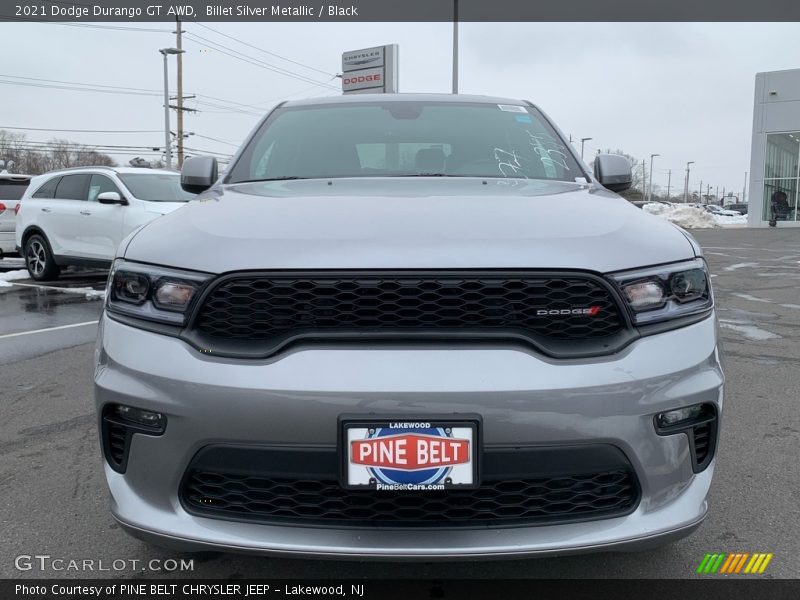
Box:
[497,104,528,113]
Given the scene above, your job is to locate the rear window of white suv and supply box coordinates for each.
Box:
[0,178,30,200]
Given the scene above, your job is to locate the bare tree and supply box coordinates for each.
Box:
[0,130,116,174]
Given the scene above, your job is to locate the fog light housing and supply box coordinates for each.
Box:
[654,403,718,473]
[115,404,165,429]
[656,404,704,428]
[102,404,167,474]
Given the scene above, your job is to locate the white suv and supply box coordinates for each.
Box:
[16,166,194,280]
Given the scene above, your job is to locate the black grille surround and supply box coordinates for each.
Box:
[179,445,641,529]
[101,407,166,474]
[183,270,636,359]
[653,403,718,473]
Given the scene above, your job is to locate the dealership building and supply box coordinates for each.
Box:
[749,68,800,226]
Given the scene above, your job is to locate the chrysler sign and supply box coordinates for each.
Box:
[341,44,398,94]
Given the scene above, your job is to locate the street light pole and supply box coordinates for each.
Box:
[684,161,694,203]
[648,153,660,202]
[159,47,184,170]
[580,137,592,161]
[666,169,672,200]
[743,171,748,204]
[452,0,458,94]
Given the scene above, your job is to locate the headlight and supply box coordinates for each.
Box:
[106,259,212,325]
[610,258,713,325]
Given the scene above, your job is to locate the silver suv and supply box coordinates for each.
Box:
[95,94,723,559]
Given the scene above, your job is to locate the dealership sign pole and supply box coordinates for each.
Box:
[341,44,399,94]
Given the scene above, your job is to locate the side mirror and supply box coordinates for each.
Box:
[594,154,633,192]
[97,191,127,205]
[181,156,218,194]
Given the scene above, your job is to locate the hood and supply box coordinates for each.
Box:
[123,178,696,274]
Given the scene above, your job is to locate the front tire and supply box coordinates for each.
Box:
[25,234,61,281]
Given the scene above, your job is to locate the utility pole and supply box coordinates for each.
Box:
[707,184,711,204]
[451,0,458,94]
[641,160,646,200]
[648,153,659,201]
[699,179,703,204]
[666,169,672,200]
[160,49,172,170]
[743,171,748,204]
[176,17,184,168]
[715,186,719,204]
[684,161,694,203]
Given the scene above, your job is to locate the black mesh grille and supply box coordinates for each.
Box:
[693,422,712,465]
[181,470,638,527]
[107,421,127,466]
[191,272,625,354]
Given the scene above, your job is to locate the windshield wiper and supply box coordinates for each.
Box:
[232,176,310,183]
[392,173,490,178]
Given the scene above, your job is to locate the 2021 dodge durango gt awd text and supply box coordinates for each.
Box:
[94,94,723,559]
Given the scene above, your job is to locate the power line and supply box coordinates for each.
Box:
[0,78,159,97]
[193,22,336,78]
[0,126,162,133]
[182,31,339,90]
[53,23,170,33]
[192,134,240,147]
[183,146,234,156]
[0,74,269,115]
[16,141,163,150]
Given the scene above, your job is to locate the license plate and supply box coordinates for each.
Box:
[341,418,479,491]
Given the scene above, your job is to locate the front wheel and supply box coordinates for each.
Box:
[24,234,61,281]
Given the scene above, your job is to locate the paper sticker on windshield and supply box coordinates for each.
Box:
[515,115,532,123]
[498,104,527,113]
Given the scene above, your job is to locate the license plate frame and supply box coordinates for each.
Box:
[339,415,481,491]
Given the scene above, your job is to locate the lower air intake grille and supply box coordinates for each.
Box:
[692,422,713,465]
[106,421,128,466]
[181,469,638,528]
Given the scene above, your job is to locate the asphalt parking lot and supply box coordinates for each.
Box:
[1,228,799,580]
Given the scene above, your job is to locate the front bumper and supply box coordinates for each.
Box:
[94,312,723,558]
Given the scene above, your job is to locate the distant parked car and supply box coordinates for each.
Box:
[703,204,740,217]
[16,166,195,280]
[0,172,33,258]
[726,203,748,215]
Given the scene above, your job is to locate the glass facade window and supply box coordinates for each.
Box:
[764,133,800,221]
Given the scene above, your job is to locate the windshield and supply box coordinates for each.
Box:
[227,101,584,184]
[118,173,194,202]
[0,179,31,201]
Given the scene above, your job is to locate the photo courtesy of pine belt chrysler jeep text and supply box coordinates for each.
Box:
[94,94,723,559]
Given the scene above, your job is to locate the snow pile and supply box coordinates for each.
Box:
[642,203,747,228]
[0,269,30,287]
[712,213,748,226]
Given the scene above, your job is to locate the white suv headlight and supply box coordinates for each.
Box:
[106,259,212,325]
[610,258,713,325]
